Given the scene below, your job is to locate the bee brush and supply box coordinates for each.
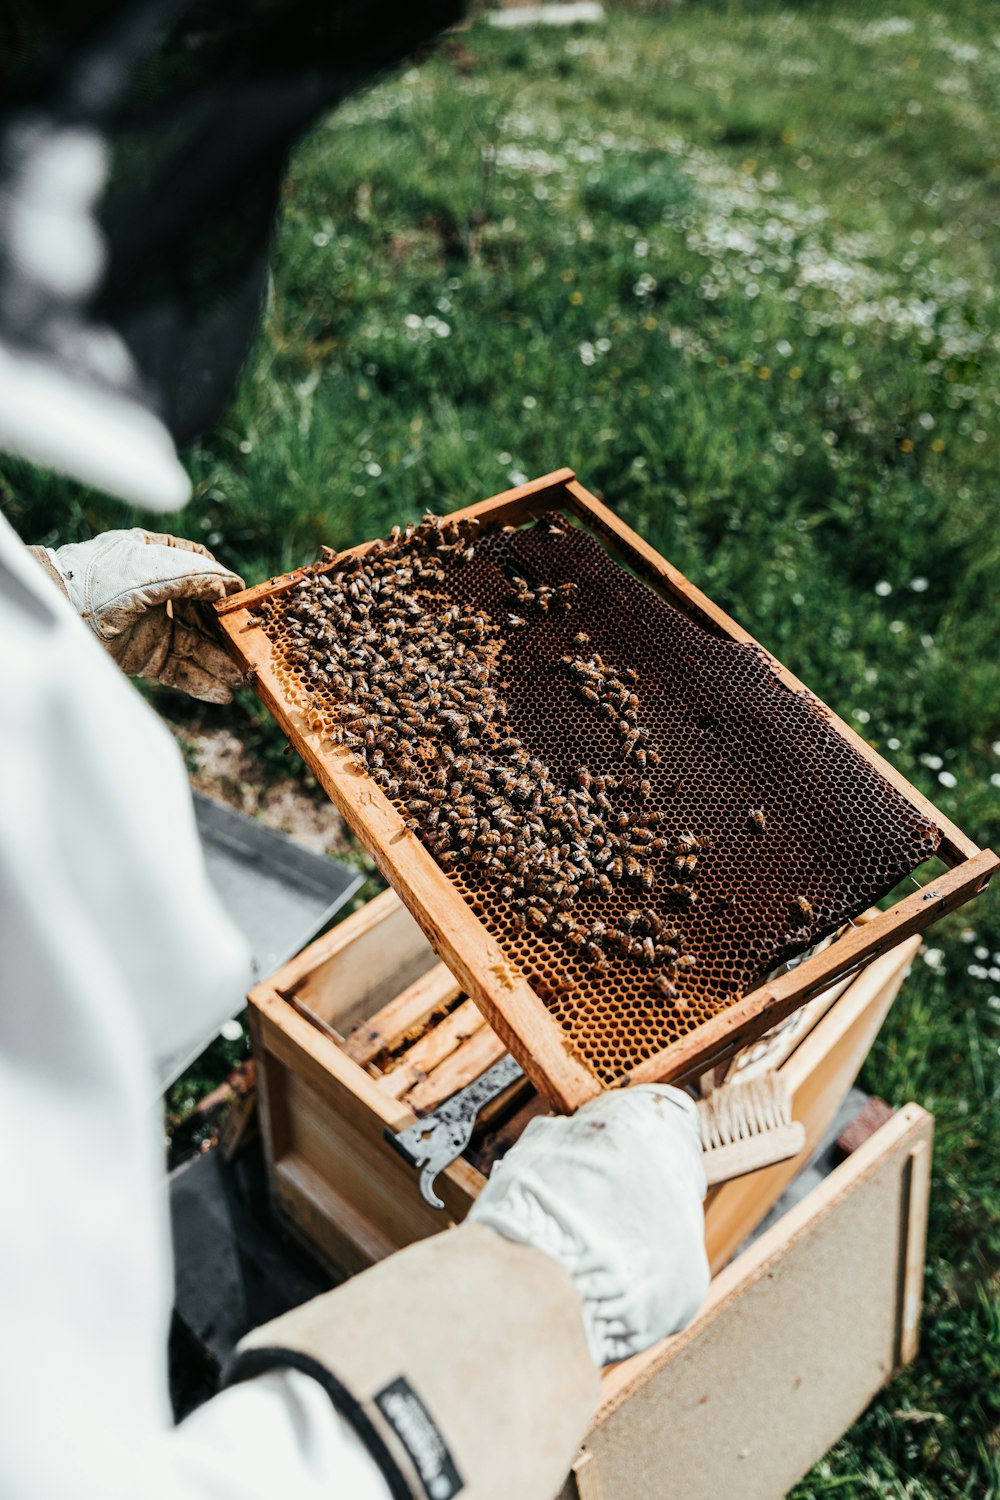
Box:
[697,1073,806,1187]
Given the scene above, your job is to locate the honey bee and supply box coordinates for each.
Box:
[790,895,814,922]
[526,906,548,930]
[507,615,527,629]
[652,974,677,1000]
[610,856,624,882]
[574,632,591,648]
[676,954,697,972]
[748,807,767,834]
[625,855,643,880]
[640,865,655,892]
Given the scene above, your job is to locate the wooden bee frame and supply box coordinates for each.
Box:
[218,469,997,1112]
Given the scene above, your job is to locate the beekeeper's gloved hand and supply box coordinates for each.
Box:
[30,527,244,703]
[469,1083,710,1367]
[227,1086,708,1500]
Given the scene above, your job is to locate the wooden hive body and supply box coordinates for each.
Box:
[247,891,932,1500]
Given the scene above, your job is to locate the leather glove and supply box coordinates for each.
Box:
[468,1083,710,1367]
[31,527,244,703]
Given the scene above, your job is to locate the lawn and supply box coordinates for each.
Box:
[4,0,999,1491]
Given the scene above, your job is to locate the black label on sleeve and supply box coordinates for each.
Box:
[374,1377,464,1500]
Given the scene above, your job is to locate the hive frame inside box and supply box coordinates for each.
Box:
[220,468,997,1111]
[248,886,922,1279]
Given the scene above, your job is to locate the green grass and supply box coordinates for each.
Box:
[4,0,999,1489]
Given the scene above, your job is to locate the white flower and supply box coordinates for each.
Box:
[404,313,422,330]
[875,580,892,596]
[991,773,1000,788]
[220,1019,244,1042]
[366,462,382,477]
[969,964,988,979]
[975,945,989,960]
[922,948,944,969]
[522,395,537,410]
[579,341,596,366]
[920,753,943,770]
[854,708,871,724]
[887,737,901,750]
[938,770,957,788]
[910,576,929,592]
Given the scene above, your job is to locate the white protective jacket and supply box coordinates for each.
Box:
[0,509,394,1500]
[1,509,709,1500]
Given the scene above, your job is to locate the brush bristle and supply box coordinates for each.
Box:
[697,1074,792,1150]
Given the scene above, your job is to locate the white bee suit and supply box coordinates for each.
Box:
[0,507,709,1500]
[0,510,393,1500]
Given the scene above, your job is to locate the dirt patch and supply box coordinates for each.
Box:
[172,722,351,858]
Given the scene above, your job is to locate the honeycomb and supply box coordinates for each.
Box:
[255,511,940,1090]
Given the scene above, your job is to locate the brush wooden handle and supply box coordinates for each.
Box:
[701,1121,806,1188]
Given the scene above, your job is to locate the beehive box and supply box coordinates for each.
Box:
[248,886,921,1279]
[220,469,996,1110]
[247,890,933,1500]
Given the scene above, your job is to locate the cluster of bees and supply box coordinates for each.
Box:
[507,569,578,626]
[260,511,777,1009]
[560,645,659,768]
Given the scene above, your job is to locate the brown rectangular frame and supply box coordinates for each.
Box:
[218,468,997,1111]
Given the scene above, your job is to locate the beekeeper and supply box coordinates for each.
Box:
[0,18,710,1500]
[3,509,710,1500]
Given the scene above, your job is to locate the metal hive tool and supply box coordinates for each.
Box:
[217,471,996,1110]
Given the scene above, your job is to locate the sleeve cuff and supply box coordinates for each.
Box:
[222,1346,421,1500]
